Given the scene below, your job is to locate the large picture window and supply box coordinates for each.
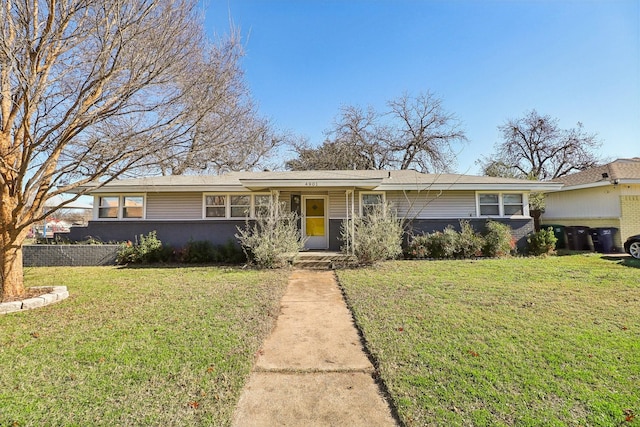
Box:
[230,195,251,218]
[205,195,226,218]
[204,193,273,219]
[477,193,526,217]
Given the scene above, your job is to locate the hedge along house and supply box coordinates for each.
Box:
[542,158,640,250]
[67,170,562,251]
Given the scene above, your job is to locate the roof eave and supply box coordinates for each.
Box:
[550,181,618,191]
[80,184,246,193]
[380,183,564,191]
[239,178,384,190]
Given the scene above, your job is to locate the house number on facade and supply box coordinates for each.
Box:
[305,182,318,187]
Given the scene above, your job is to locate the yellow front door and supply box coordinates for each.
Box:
[303,196,328,249]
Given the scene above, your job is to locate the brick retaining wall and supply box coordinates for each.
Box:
[23,245,119,267]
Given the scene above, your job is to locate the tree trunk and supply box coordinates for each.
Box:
[531,209,542,232]
[0,240,26,299]
[1,187,28,299]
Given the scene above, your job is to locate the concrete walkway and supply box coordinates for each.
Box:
[232,270,397,427]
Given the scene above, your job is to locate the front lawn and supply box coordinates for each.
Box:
[337,255,640,426]
[0,266,289,426]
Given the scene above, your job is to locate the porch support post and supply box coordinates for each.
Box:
[351,188,355,256]
[345,190,351,254]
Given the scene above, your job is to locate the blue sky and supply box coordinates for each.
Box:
[204,0,639,174]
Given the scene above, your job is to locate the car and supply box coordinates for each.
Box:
[624,234,640,259]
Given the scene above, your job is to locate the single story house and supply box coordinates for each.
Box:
[542,158,640,250]
[68,170,562,251]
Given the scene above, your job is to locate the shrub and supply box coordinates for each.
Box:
[527,227,558,256]
[181,240,216,263]
[407,221,483,260]
[406,233,430,259]
[116,231,170,264]
[341,202,403,265]
[428,227,459,259]
[454,220,484,258]
[216,239,247,264]
[482,220,514,257]
[180,239,246,264]
[235,201,304,268]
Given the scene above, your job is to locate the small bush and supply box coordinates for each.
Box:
[181,240,216,263]
[428,227,459,259]
[236,201,304,268]
[216,239,247,264]
[341,202,403,265]
[527,227,558,256]
[454,220,484,258]
[482,220,514,257]
[116,231,170,264]
[406,234,430,259]
[180,239,246,264]
[407,221,484,260]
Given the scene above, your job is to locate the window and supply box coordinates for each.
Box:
[230,195,250,218]
[123,196,144,218]
[477,193,526,217]
[98,196,119,218]
[361,192,384,216]
[205,195,226,218]
[479,194,500,216]
[97,195,145,219]
[503,194,524,215]
[254,194,271,217]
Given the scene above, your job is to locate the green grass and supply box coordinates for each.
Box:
[337,255,640,427]
[0,266,289,426]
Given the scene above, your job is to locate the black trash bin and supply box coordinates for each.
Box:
[588,227,618,253]
[541,224,567,249]
[565,226,591,250]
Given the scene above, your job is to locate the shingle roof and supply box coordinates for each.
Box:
[552,158,640,187]
[80,169,563,193]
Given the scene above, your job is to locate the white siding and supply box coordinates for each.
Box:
[329,191,348,218]
[276,191,292,211]
[386,190,477,219]
[146,192,203,220]
[544,186,621,219]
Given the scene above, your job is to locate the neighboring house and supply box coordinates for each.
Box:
[542,158,640,250]
[68,170,562,251]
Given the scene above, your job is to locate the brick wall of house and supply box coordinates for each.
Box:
[620,195,640,241]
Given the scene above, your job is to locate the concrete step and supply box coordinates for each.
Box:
[292,260,333,270]
[290,252,358,270]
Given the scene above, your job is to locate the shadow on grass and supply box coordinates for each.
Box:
[616,258,640,269]
[115,262,249,270]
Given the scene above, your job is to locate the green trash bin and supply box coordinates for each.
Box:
[541,224,567,249]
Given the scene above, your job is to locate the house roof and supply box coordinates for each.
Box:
[77,170,563,193]
[550,158,640,190]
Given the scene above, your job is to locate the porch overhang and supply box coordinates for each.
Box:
[239,178,384,191]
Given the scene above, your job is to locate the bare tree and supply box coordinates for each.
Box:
[286,138,375,171]
[479,110,602,180]
[151,32,282,175]
[0,0,272,299]
[285,92,466,172]
[386,91,466,172]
